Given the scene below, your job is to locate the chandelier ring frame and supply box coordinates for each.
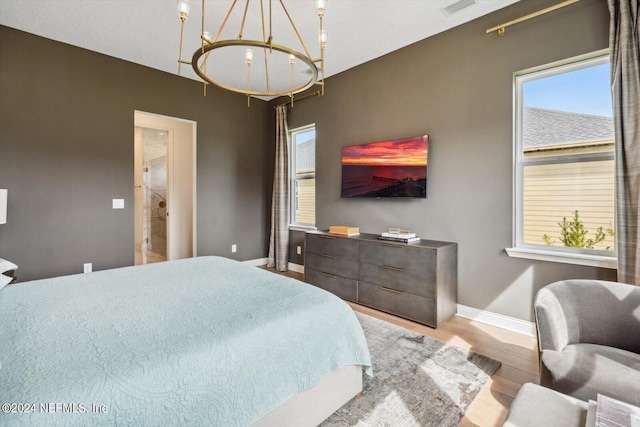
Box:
[191,39,320,97]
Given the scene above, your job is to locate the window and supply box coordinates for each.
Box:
[290,125,316,227]
[509,50,616,267]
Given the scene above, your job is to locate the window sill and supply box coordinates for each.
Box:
[289,225,317,232]
[505,247,617,269]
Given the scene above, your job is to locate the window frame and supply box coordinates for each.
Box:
[289,123,317,230]
[507,49,617,269]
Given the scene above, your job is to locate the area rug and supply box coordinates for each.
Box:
[321,312,501,427]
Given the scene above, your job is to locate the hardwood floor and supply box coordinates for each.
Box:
[261,266,540,427]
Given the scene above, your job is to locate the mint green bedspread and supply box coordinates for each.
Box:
[0,256,371,426]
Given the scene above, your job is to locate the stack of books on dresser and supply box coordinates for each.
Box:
[378,228,421,243]
[328,225,360,236]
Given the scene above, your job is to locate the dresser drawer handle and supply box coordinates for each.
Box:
[381,286,403,295]
[320,271,336,278]
[320,253,337,259]
[320,235,336,239]
[380,264,404,272]
[380,243,403,248]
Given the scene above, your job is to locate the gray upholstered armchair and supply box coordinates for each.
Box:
[534,279,640,406]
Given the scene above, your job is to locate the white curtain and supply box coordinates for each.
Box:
[609,0,640,285]
[267,105,290,271]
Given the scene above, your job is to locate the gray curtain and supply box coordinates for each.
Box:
[609,0,640,285]
[267,105,290,271]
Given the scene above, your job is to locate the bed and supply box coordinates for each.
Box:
[0,256,372,426]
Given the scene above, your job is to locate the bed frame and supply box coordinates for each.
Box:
[252,365,362,426]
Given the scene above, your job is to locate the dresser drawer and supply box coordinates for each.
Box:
[358,240,436,273]
[306,233,358,259]
[305,252,359,279]
[358,281,436,326]
[305,268,358,302]
[359,262,435,299]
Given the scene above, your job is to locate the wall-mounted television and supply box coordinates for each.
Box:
[341,134,428,198]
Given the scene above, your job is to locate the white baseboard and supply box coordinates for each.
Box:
[456,304,537,337]
[243,258,304,274]
[243,257,268,267]
[287,263,304,274]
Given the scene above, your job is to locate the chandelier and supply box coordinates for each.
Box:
[176,0,327,106]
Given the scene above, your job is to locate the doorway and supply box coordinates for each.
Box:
[134,111,197,265]
[135,127,168,264]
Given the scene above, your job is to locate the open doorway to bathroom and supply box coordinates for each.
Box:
[134,111,196,265]
[134,127,168,264]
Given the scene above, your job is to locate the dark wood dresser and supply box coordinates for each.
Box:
[304,231,457,328]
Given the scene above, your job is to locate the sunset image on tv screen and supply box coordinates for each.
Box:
[341,135,428,198]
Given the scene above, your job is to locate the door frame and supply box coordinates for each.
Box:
[134,111,197,260]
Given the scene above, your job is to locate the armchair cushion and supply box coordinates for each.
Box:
[540,343,640,406]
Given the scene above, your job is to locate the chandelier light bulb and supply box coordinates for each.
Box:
[289,54,296,66]
[316,0,327,17]
[245,48,254,66]
[319,29,328,47]
[177,0,191,21]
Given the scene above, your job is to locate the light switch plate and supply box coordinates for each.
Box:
[112,199,125,209]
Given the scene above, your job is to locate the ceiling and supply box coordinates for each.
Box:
[0,0,520,100]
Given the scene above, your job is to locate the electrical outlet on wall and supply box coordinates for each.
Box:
[83,263,92,273]
[232,244,237,253]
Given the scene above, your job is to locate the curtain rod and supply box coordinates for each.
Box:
[486,0,580,36]
[274,91,322,109]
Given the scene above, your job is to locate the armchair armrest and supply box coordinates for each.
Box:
[535,284,580,352]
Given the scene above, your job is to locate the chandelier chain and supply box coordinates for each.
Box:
[278,0,312,61]
[238,0,250,40]
[214,0,237,44]
[259,0,271,92]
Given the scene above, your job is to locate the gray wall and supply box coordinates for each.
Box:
[0,26,270,281]
[288,230,306,265]
[0,0,618,322]
[274,0,616,322]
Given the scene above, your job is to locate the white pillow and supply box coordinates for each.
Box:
[0,273,12,291]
